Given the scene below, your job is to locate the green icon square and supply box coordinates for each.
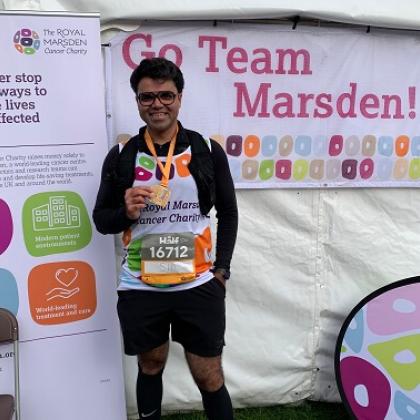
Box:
[22,191,92,257]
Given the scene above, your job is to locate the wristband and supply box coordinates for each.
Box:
[210,267,230,280]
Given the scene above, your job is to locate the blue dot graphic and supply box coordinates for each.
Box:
[0,268,19,315]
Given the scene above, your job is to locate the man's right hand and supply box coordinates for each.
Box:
[124,186,154,220]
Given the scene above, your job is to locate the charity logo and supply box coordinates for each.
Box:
[13,28,41,55]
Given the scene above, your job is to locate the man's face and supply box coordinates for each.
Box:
[136,77,182,138]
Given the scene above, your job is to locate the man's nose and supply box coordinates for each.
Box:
[151,96,163,107]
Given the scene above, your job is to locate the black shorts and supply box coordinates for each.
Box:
[117,277,226,357]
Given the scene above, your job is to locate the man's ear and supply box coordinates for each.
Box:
[178,92,182,103]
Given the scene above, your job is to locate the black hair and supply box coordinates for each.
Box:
[129,57,184,93]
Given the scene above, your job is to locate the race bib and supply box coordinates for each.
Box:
[140,232,196,285]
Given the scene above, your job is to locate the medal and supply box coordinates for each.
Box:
[150,184,170,207]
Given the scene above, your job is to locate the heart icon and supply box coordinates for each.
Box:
[55,268,79,288]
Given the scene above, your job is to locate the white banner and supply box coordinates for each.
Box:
[0,11,126,420]
[108,22,420,188]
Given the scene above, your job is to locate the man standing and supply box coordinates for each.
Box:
[93,57,238,420]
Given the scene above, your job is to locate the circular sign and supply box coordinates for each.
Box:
[335,276,420,419]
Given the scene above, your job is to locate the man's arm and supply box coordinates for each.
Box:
[211,140,238,276]
[92,145,136,234]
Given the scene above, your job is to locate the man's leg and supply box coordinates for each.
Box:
[185,352,233,420]
[117,290,172,420]
[137,341,169,420]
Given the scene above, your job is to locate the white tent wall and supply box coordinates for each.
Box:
[309,188,420,401]
[233,188,420,404]
[3,1,420,417]
[3,0,420,29]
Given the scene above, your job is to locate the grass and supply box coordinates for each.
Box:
[161,401,350,419]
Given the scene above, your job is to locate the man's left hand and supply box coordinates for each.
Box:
[213,272,226,288]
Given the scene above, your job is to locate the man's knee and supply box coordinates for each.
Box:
[139,358,165,375]
[138,342,169,375]
[195,371,224,392]
[186,353,224,392]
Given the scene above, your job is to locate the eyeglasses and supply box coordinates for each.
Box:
[137,91,178,106]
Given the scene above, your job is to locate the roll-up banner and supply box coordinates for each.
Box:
[108,22,420,189]
[0,11,126,420]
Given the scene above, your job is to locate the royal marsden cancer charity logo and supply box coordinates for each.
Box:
[14,28,41,55]
[13,27,88,56]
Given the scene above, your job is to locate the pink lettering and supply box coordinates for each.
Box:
[122,33,182,69]
[272,93,295,118]
[314,93,333,118]
[159,44,182,67]
[234,82,270,117]
[250,48,273,74]
[337,82,357,118]
[198,35,227,72]
[360,94,379,118]
[226,47,248,73]
[122,33,154,69]
[381,94,404,119]
[275,49,312,75]
[297,93,314,118]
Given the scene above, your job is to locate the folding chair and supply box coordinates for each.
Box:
[0,309,19,420]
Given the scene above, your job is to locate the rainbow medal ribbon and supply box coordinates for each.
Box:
[144,127,178,208]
